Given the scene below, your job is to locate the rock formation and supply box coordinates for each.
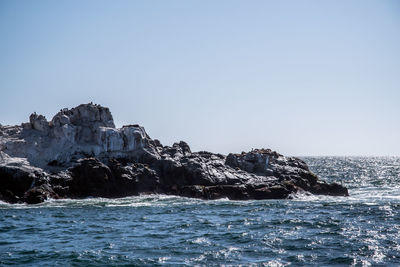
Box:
[0,103,348,204]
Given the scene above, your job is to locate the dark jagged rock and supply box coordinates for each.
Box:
[0,103,348,204]
[23,184,58,204]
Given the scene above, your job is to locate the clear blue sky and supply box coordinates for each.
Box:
[1,0,399,156]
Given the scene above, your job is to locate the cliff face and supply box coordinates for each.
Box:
[1,103,159,169]
[0,103,348,204]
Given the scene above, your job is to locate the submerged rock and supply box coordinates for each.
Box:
[0,103,348,204]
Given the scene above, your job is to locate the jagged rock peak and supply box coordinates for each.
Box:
[1,103,157,169]
[50,103,115,128]
[29,112,49,132]
[24,103,115,132]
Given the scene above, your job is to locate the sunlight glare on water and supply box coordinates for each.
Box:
[1,157,400,266]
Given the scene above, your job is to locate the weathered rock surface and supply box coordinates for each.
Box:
[0,103,348,204]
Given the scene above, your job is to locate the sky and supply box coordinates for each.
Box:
[0,0,399,156]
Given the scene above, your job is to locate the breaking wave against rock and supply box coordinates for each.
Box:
[1,157,400,265]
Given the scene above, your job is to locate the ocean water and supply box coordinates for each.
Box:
[1,157,400,266]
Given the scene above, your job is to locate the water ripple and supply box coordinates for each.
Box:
[1,157,400,265]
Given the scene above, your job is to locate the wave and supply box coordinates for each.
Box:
[0,194,245,210]
[2,184,400,210]
[290,187,400,205]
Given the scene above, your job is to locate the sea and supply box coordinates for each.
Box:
[1,157,399,266]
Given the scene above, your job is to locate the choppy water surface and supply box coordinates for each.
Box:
[1,157,400,266]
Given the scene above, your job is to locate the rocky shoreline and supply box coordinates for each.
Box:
[0,103,348,204]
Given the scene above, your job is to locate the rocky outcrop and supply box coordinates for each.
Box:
[0,103,348,204]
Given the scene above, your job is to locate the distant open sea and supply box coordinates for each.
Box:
[1,157,400,266]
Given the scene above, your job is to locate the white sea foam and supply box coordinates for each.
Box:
[0,194,205,209]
